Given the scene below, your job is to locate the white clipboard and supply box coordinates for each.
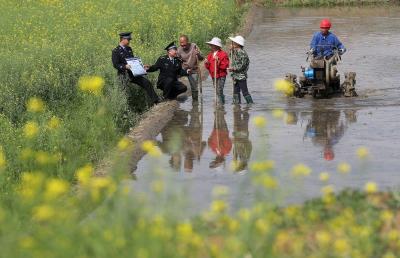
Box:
[126,57,147,77]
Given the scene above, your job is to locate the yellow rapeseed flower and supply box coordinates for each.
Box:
[33,204,55,222]
[291,163,312,176]
[141,140,161,157]
[47,116,61,129]
[26,97,45,113]
[255,219,269,235]
[249,160,275,172]
[23,121,39,139]
[78,75,105,96]
[364,181,378,194]
[117,137,133,151]
[334,239,349,254]
[45,178,69,200]
[210,200,227,214]
[76,164,94,186]
[356,146,369,159]
[260,175,278,189]
[321,185,335,196]
[380,210,394,222]
[0,147,6,169]
[274,79,295,96]
[177,222,193,238]
[319,172,330,182]
[315,231,331,246]
[252,116,267,128]
[272,109,285,119]
[337,162,351,174]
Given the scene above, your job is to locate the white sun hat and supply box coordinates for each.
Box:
[206,37,222,47]
[229,35,245,47]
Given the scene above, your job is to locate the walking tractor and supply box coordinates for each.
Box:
[285,48,357,98]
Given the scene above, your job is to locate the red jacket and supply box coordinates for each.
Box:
[205,50,229,79]
[208,129,232,157]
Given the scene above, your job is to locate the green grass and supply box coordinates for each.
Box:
[0,0,244,188]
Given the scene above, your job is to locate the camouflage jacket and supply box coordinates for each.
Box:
[230,48,249,81]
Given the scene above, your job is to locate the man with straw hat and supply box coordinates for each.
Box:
[228,35,253,104]
[204,37,229,105]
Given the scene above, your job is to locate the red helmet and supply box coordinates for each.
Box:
[324,147,334,161]
[320,19,332,29]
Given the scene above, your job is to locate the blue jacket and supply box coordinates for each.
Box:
[310,32,345,57]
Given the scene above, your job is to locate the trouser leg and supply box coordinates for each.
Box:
[166,80,187,100]
[232,80,241,104]
[131,76,160,104]
[216,77,226,105]
[188,73,199,101]
[237,79,253,104]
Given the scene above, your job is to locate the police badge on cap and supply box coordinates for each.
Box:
[164,42,177,51]
[119,32,132,40]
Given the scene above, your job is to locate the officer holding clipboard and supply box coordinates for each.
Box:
[112,32,160,105]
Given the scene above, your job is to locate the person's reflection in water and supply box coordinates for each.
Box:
[208,107,232,169]
[305,109,357,161]
[157,109,188,171]
[232,106,252,172]
[183,102,206,172]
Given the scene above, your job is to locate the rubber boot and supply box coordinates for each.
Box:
[244,95,254,104]
[232,94,241,104]
[192,91,199,102]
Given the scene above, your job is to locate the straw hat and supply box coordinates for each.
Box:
[206,37,222,47]
[229,35,245,47]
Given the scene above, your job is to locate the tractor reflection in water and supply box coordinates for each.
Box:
[302,109,358,161]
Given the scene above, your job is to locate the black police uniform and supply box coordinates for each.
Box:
[146,43,188,100]
[111,33,160,105]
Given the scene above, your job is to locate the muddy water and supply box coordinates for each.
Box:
[133,6,400,210]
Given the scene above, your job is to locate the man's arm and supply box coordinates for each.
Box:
[146,57,162,73]
[335,36,346,54]
[219,52,230,70]
[112,49,126,72]
[194,44,204,61]
[310,32,318,53]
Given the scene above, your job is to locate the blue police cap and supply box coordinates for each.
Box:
[165,41,177,51]
[119,32,132,40]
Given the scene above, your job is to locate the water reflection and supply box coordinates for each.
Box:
[232,106,252,172]
[302,108,358,161]
[208,107,232,169]
[157,102,206,172]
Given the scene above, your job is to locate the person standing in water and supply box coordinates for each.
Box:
[228,35,254,104]
[204,37,229,105]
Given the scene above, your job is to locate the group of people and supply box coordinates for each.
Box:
[111,18,345,107]
[111,32,254,106]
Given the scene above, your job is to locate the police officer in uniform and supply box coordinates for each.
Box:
[111,32,160,105]
[145,42,189,100]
